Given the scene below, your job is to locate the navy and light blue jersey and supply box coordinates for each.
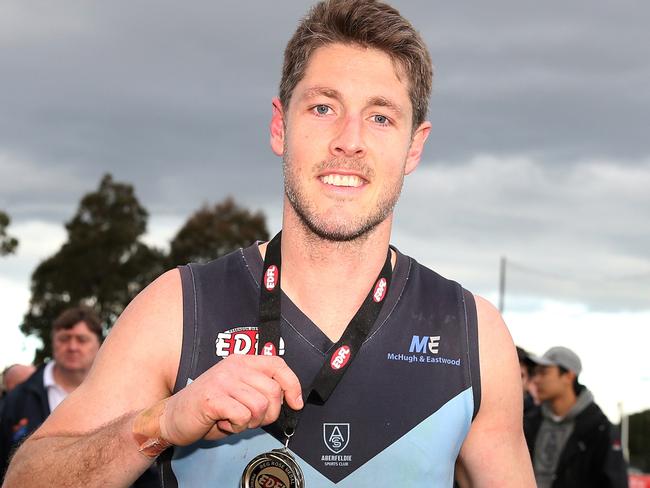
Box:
[159,243,481,487]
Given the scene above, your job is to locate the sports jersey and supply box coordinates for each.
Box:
[159,243,481,487]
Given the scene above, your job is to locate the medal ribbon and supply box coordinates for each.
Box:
[257,231,393,434]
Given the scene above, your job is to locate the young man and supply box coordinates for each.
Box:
[525,346,628,488]
[5,1,534,486]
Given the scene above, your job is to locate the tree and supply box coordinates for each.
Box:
[0,210,18,256]
[168,197,269,266]
[629,408,650,472]
[21,174,166,362]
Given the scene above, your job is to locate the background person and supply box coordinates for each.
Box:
[0,306,102,478]
[1,365,36,396]
[0,364,36,420]
[525,346,628,488]
[517,345,538,416]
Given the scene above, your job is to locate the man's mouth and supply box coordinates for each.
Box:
[319,174,365,188]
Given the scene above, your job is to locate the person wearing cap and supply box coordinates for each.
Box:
[524,346,628,488]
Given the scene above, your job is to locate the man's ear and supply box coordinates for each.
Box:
[270,97,285,156]
[404,121,432,175]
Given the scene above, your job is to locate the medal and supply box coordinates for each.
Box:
[240,432,305,488]
[242,232,393,486]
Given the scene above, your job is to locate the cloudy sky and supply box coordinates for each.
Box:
[1,1,649,421]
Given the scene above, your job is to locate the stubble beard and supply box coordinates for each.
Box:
[282,150,405,243]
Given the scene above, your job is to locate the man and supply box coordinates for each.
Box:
[5,1,534,486]
[0,306,102,478]
[0,364,36,421]
[525,346,628,487]
[1,365,36,396]
[517,346,538,416]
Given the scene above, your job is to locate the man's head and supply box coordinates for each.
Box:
[531,346,582,402]
[516,346,535,393]
[2,364,36,393]
[51,306,102,375]
[280,0,432,131]
[272,0,433,242]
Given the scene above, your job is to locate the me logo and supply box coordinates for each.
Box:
[323,423,350,454]
[409,335,441,354]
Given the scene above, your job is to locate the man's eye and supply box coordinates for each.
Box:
[372,114,390,126]
[313,105,331,116]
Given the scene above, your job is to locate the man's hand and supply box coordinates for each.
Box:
[154,355,303,446]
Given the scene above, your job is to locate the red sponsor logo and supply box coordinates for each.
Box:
[373,277,387,302]
[215,327,285,357]
[262,342,276,356]
[257,474,287,488]
[330,345,351,370]
[264,265,278,291]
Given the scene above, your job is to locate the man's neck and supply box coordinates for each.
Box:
[265,207,394,342]
[52,363,86,393]
[547,389,578,418]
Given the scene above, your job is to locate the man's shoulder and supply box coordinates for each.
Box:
[576,400,610,429]
[396,247,467,295]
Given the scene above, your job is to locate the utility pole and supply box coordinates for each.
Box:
[499,256,506,313]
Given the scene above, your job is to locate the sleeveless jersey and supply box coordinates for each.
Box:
[159,243,481,487]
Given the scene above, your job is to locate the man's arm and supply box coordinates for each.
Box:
[3,269,303,488]
[456,295,535,487]
[598,422,629,488]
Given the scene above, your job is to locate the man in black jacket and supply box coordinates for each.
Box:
[524,346,628,488]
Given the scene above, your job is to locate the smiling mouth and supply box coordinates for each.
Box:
[319,174,365,187]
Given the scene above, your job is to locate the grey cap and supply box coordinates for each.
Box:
[530,346,582,376]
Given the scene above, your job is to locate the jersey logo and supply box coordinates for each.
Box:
[261,342,277,356]
[215,326,285,357]
[409,335,440,354]
[330,345,351,370]
[323,423,350,454]
[264,265,279,291]
[256,474,287,488]
[372,277,388,302]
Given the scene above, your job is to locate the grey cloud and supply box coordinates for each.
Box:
[0,1,648,312]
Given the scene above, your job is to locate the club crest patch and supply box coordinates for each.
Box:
[323,423,350,454]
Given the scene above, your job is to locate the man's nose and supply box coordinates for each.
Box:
[329,115,366,159]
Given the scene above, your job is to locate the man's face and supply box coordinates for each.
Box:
[271,43,430,241]
[519,363,530,393]
[52,321,101,374]
[533,365,572,402]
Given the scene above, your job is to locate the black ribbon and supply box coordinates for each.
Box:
[257,231,393,434]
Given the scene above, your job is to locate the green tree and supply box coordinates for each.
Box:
[0,210,19,256]
[168,197,269,266]
[21,174,165,362]
[629,408,650,472]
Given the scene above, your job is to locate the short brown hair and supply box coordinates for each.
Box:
[52,306,103,342]
[279,0,433,130]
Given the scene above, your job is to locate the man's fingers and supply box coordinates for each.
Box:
[241,374,284,425]
[210,396,252,434]
[235,356,304,411]
[228,384,271,429]
[270,362,303,410]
